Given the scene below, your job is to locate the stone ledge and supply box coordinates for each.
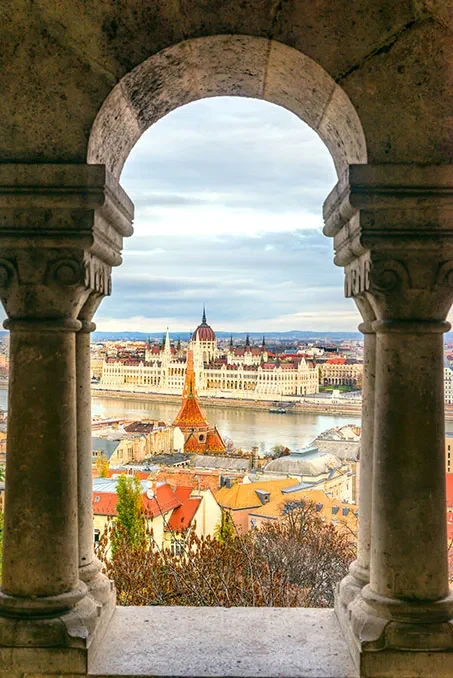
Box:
[88,607,358,678]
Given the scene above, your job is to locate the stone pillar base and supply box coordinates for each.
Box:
[337,560,369,608]
[335,587,453,677]
[0,591,116,674]
[79,559,114,607]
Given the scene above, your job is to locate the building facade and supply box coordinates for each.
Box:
[318,360,363,387]
[100,311,319,400]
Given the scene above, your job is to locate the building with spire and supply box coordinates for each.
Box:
[101,308,319,399]
[173,351,225,454]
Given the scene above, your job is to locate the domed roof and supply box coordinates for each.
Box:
[192,308,216,342]
[263,452,343,476]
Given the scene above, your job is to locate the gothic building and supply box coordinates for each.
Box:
[101,310,320,399]
[172,351,225,454]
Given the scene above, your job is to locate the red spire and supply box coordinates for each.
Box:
[173,351,209,428]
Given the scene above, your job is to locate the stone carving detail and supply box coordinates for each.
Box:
[344,254,371,298]
[435,261,453,290]
[368,260,411,294]
[47,259,84,287]
[345,256,413,299]
[0,251,112,321]
[0,259,17,290]
[84,254,112,297]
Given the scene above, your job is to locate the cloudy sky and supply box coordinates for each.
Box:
[97,96,361,333]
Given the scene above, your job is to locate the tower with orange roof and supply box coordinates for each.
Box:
[173,350,226,455]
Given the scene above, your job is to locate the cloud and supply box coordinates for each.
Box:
[97,223,358,330]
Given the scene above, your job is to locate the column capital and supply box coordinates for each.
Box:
[323,164,453,322]
[0,164,133,321]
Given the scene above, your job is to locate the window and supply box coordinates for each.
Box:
[94,528,101,543]
[171,539,185,556]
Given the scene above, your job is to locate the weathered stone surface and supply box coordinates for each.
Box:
[89,607,358,678]
[88,36,366,178]
[1,1,451,166]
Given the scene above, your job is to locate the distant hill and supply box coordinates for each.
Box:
[1,327,453,343]
[90,330,364,342]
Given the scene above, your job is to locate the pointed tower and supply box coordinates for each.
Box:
[173,351,209,439]
[164,328,171,356]
[191,307,217,364]
[245,334,251,350]
[173,351,225,455]
[261,335,268,362]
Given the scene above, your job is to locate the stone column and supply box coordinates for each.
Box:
[77,295,113,605]
[337,297,376,607]
[367,319,449,603]
[0,316,85,613]
[0,164,133,673]
[324,164,453,677]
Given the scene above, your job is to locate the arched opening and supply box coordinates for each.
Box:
[88,34,367,609]
[87,35,367,178]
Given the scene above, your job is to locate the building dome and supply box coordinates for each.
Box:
[192,308,216,342]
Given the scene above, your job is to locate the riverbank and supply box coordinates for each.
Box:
[90,387,363,417]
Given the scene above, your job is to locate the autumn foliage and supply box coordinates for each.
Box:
[96,498,355,607]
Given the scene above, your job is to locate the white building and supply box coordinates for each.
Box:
[101,311,319,400]
[444,356,453,404]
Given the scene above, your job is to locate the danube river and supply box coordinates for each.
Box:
[2,388,453,455]
[91,393,360,454]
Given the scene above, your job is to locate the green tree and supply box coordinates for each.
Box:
[111,475,146,555]
[214,509,236,544]
[95,453,110,478]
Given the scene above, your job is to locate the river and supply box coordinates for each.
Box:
[91,394,359,454]
[2,389,453,455]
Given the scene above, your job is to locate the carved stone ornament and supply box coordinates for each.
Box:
[344,253,370,298]
[0,249,112,322]
[84,253,112,297]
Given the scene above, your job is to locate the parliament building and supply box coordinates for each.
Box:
[100,310,319,400]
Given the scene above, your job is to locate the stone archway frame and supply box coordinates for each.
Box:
[87,34,367,179]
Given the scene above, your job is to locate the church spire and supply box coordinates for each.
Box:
[173,351,208,427]
[164,327,171,354]
[202,305,207,324]
[245,333,250,348]
[229,334,234,349]
[262,335,266,348]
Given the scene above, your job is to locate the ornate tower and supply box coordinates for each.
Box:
[190,306,217,365]
[173,351,225,455]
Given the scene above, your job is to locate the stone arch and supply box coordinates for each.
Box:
[87,34,367,179]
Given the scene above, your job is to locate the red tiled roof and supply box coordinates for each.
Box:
[174,397,209,427]
[184,433,206,453]
[92,482,181,518]
[143,483,181,516]
[173,351,209,428]
[205,427,226,453]
[174,486,194,502]
[156,471,221,493]
[93,492,117,516]
[166,496,201,532]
